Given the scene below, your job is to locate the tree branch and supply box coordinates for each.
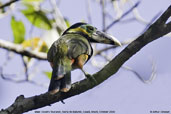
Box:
[0,5,171,114]
[100,0,106,32]
[95,11,163,56]
[0,0,19,9]
[104,1,140,31]
[0,39,47,60]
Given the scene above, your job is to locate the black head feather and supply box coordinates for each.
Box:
[62,22,87,35]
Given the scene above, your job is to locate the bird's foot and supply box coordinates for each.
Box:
[55,75,64,80]
[49,89,59,95]
[60,88,71,92]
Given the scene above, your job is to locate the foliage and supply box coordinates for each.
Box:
[0,0,171,113]
[22,37,48,53]
[21,4,52,30]
[11,16,25,44]
[44,71,52,79]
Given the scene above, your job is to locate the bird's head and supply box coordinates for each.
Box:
[62,22,121,46]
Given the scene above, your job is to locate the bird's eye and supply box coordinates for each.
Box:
[88,26,94,31]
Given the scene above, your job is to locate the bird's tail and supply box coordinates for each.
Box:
[48,64,71,94]
[48,66,61,94]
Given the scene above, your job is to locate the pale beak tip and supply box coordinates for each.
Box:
[111,36,122,47]
[116,40,122,47]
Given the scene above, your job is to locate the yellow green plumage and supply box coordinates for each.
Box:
[47,22,121,94]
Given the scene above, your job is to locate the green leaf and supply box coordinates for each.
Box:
[64,18,70,28]
[11,16,25,44]
[44,71,52,79]
[21,6,52,30]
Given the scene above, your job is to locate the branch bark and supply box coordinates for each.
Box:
[0,39,47,60]
[0,5,171,114]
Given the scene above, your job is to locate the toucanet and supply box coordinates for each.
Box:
[47,22,121,94]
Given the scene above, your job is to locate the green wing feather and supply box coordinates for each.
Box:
[47,34,93,93]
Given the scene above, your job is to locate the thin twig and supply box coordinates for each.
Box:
[94,50,157,84]
[117,17,136,23]
[129,0,149,24]
[101,0,106,32]
[0,4,170,114]
[0,0,19,9]
[122,62,156,84]
[86,0,92,24]
[49,0,67,33]
[141,11,162,34]
[112,0,123,19]
[104,1,140,31]
[95,11,163,55]
[0,66,25,83]
[21,56,29,81]
[94,38,135,55]
[94,45,117,55]
[0,66,47,87]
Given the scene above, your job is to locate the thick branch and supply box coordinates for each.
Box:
[0,39,47,60]
[95,5,171,83]
[0,5,171,114]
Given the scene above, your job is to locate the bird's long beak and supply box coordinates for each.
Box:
[91,30,121,46]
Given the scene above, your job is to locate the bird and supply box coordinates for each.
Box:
[47,22,121,94]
